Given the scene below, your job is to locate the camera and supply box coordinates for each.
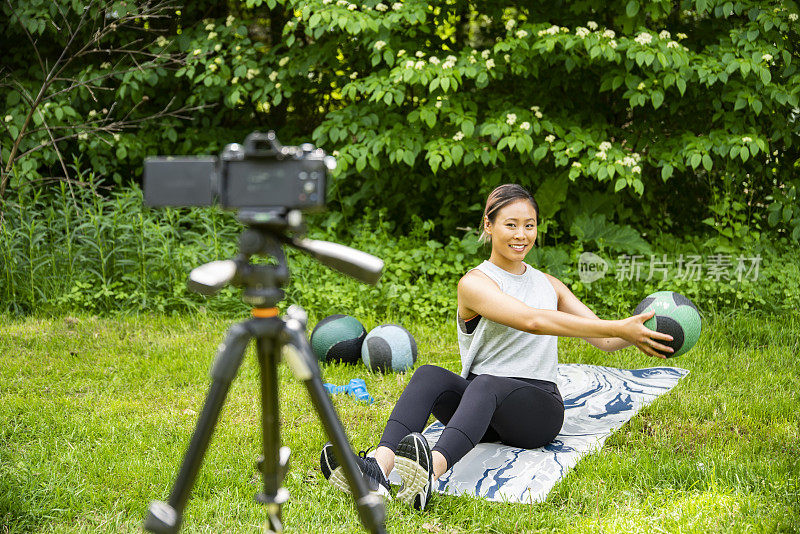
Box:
[143,131,336,210]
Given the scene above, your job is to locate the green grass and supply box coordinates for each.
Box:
[1,311,798,533]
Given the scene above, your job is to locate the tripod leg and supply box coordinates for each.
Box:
[253,335,289,533]
[144,322,254,534]
[281,311,387,534]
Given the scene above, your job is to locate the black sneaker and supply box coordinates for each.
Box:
[395,432,434,510]
[319,442,391,498]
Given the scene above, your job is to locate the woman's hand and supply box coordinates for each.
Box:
[615,311,674,359]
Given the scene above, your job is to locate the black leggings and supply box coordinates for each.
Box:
[378,364,565,469]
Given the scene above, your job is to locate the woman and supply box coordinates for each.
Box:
[320,184,672,510]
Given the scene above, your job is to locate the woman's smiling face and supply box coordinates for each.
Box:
[485,198,538,267]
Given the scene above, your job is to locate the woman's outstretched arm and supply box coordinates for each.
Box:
[457,270,672,359]
[544,273,631,352]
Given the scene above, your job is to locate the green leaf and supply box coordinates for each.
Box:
[533,145,547,162]
[702,154,713,171]
[690,153,701,169]
[461,120,474,137]
[676,78,686,96]
[752,99,762,114]
[441,77,450,92]
[740,147,749,162]
[615,178,626,192]
[760,68,771,85]
[651,91,664,109]
[661,164,673,180]
[626,0,639,17]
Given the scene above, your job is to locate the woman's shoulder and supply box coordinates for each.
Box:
[458,265,500,293]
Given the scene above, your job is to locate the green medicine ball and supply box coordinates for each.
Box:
[310,314,367,364]
[633,291,702,358]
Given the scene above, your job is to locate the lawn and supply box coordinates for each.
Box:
[1,311,798,533]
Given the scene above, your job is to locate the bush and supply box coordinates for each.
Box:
[2,180,797,318]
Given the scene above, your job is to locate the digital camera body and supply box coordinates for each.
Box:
[143,131,334,211]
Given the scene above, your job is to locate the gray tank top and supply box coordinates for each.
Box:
[457,260,559,383]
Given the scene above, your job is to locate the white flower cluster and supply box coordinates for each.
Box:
[208,32,217,39]
[520,122,531,131]
[435,96,443,108]
[429,56,440,65]
[4,115,13,123]
[617,153,641,168]
[193,49,202,55]
[742,136,753,143]
[337,0,348,5]
[667,41,680,49]
[246,68,259,79]
[635,32,653,45]
[486,58,495,69]
[78,132,88,141]
[375,3,388,11]
[453,131,465,141]
[587,21,598,30]
[414,60,426,69]
[609,40,617,48]
[530,105,542,119]
[789,13,798,21]
[226,15,235,25]
[279,57,290,66]
[350,71,358,79]
[374,40,386,50]
[506,113,517,125]
[506,19,516,30]
[442,55,457,69]
[516,29,528,39]
[393,2,402,10]
[348,4,357,10]
[214,43,222,51]
[762,53,773,62]
[416,51,425,58]
[637,82,646,91]
[208,63,218,72]
[397,49,406,57]
[156,36,169,47]
[269,71,279,81]
[575,27,590,38]
[100,61,111,69]
[571,161,582,168]
[404,59,414,68]
[599,141,612,151]
[113,133,121,141]
[631,166,641,174]
[676,32,688,39]
[205,23,215,31]
[481,49,490,59]
[324,0,333,4]
[537,25,561,37]
[545,134,556,143]
[659,30,671,39]
[602,29,615,38]
[595,151,607,160]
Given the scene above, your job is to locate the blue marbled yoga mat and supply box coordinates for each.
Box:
[387,364,689,504]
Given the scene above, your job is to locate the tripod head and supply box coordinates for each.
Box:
[187,209,385,307]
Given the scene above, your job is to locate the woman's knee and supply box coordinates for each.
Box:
[409,364,453,385]
[465,373,504,395]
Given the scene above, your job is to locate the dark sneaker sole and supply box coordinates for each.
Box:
[395,433,433,510]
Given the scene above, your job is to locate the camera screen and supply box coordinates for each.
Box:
[225,159,325,209]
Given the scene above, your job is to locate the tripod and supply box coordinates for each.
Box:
[143,210,387,534]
